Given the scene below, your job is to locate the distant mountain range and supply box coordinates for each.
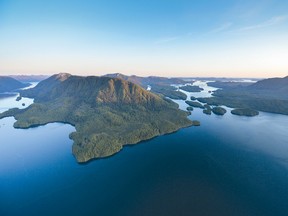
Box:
[10,75,48,82]
[104,73,186,87]
[0,76,30,93]
[1,73,192,162]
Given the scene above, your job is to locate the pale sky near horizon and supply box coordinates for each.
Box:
[0,0,288,78]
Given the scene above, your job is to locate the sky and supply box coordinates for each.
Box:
[0,0,288,78]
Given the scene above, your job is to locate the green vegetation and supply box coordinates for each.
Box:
[231,108,259,117]
[0,76,30,93]
[1,74,193,163]
[179,85,203,92]
[212,107,227,115]
[185,101,204,109]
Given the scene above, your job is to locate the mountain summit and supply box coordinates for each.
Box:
[22,74,168,107]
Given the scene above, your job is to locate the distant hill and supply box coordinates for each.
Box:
[10,75,49,82]
[199,76,288,115]
[104,73,186,87]
[1,73,192,163]
[248,76,288,95]
[0,76,30,93]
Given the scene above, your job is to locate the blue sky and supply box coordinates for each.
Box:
[0,0,288,77]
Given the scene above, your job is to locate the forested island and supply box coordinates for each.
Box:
[185,101,204,109]
[179,85,203,92]
[231,108,259,116]
[212,107,227,115]
[0,73,193,163]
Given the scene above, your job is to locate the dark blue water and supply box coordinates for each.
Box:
[1,96,288,215]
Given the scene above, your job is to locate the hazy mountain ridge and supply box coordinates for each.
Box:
[0,76,30,93]
[104,73,186,87]
[1,73,192,162]
[10,75,49,82]
[248,76,288,94]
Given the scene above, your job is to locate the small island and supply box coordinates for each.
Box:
[179,85,204,92]
[212,106,227,115]
[186,106,194,111]
[185,101,204,109]
[203,104,212,115]
[191,120,200,126]
[190,96,196,100]
[203,109,212,115]
[231,108,259,117]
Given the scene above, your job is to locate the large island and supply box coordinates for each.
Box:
[0,73,193,163]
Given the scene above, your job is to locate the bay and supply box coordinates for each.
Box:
[0,86,288,216]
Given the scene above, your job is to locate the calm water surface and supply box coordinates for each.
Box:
[0,85,288,216]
